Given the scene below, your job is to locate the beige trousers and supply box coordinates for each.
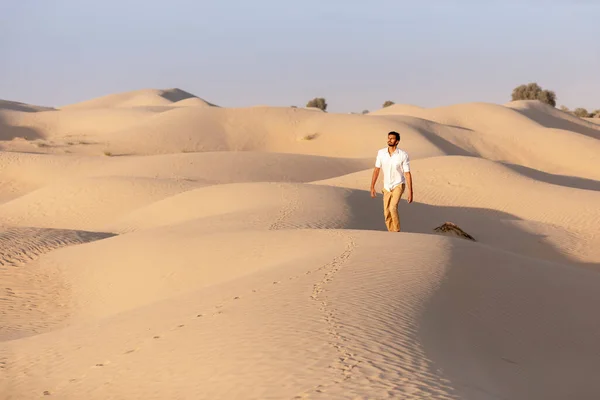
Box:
[382,184,405,232]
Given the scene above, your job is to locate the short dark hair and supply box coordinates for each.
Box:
[388,131,400,140]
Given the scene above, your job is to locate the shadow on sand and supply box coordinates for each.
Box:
[501,162,600,192]
[511,107,600,141]
[343,186,600,398]
[343,188,599,271]
[0,112,45,141]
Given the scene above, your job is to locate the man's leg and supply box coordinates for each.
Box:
[382,189,393,231]
[387,184,405,232]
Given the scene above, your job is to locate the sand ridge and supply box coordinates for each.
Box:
[1,88,600,399]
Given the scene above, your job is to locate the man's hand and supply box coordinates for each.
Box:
[370,167,380,198]
[404,171,413,204]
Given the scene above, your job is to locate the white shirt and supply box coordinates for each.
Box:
[375,147,410,191]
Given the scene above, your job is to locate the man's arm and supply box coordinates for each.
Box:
[402,152,413,203]
[370,167,380,198]
[404,171,413,203]
[371,152,381,198]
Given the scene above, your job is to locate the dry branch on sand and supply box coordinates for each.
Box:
[433,222,476,241]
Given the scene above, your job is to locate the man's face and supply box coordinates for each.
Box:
[387,135,398,147]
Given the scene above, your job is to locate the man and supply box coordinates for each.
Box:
[370,131,413,232]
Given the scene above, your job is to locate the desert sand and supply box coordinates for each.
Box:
[1,88,600,399]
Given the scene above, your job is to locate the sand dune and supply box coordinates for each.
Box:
[4,231,600,399]
[2,101,445,158]
[106,182,354,233]
[2,89,600,400]
[59,88,212,109]
[314,155,600,230]
[369,103,425,115]
[585,117,600,124]
[0,107,158,143]
[0,226,115,341]
[0,89,215,147]
[0,152,371,208]
[312,155,600,266]
[0,176,201,231]
[0,100,55,113]
[506,100,600,139]
[93,152,372,184]
[95,105,445,158]
[171,97,216,107]
[370,101,600,179]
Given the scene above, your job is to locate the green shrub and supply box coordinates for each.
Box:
[306,97,327,111]
[574,108,591,118]
[511,82,556,107]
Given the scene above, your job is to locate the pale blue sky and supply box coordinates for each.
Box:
[1,0,599,112]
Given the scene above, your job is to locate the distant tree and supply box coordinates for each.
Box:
[559,105,570,112]
[361,110,369,114]
[382,100,395,108]
[537,89,557,107]
[573,108,591,118]
[511,82,557,107]
[592,109,600,118]
[306,97,327,111]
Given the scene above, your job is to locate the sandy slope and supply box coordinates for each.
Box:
[1,89,600,400]
[0,100,55,113]
[370,101,600,180]
[0,100,445,158]
[0,152,372,224]
[0,226,115,341]
[312,156,600,267]
[58,88,213,109]
[4,231,600,400]
[1,107,158,135]
[585,117,600,124]
[505,100,600,139]
[0,176,201,231]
